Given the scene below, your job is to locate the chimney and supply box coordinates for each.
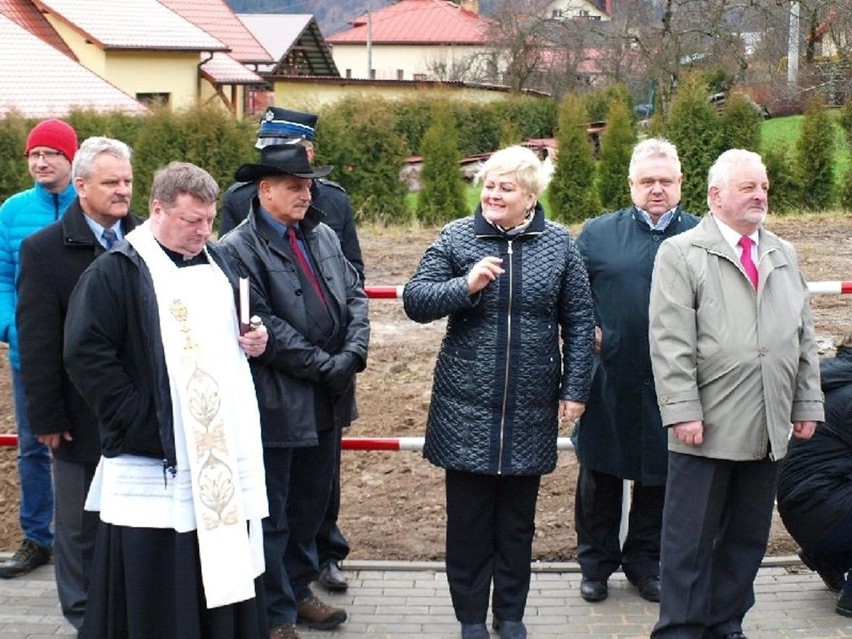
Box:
[459,0,479,14]
[605,0,613,17]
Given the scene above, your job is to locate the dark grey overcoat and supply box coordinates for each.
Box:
[572,206,698,485]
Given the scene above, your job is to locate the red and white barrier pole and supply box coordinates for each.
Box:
[341,436,575,451]
[808,281,852,295]
[367,283,852,298]
[365,285,403,299]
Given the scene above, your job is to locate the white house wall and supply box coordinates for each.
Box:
[332,42,497,81]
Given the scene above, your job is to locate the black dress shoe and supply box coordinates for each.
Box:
[719,633,747,639]
[317,561,348,593]
[579,578,608,602]
[0,539,51,579]
[836,590,852,617]
[636,575,661,602]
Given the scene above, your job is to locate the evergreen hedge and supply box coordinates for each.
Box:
[416,106,467,225]
[665,75,722,214]
[596,99,635,212]
[794,97,835,212]
[549,94,599,224]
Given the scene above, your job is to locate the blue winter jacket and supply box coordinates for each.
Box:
[0,181,76,370]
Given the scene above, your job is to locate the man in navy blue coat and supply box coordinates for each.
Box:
[572,138,699,603]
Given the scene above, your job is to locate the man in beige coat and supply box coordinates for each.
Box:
[648,149,824,639]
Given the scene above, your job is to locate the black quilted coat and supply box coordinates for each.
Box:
[403,205,594,476]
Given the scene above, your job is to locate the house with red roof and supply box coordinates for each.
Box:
[0,0,278,117]
[546,0,612,21]
[327,0,497,82]
[158,0,273,115]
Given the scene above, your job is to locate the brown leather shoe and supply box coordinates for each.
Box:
[296,594,347,630]
[269,622,300,639]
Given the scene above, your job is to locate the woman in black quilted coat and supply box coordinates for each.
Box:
[403,145,594,639]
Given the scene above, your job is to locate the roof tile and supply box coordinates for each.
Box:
[158,0,272,63]
[327,0,492,44]
[0,0,76,58]
[33,0,226,50]
[0,13,146,116]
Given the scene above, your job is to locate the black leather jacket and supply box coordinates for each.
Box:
[403,205,594,475]
[218,202,370,447]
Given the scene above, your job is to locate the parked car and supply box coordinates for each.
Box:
[708,92,771,118]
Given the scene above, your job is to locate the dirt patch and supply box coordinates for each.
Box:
[1,216,851,560]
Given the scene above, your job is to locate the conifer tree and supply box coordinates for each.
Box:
[762,143,799,216]
[416,108,467,225]
[795,97,835,211]
[596,99,635,211]
[549,94,599,224]
[665,74,721,213]
[719,93,762,153]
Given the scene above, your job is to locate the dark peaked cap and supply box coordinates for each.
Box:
[234,145,333,183]
[257,106,317,140]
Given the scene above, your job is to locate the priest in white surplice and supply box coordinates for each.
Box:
[64,161,271,639]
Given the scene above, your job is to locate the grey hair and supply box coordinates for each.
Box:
[706,149,766,209]
[628,138,681,179]
[474,145,552,195]
[71,136,132,180]
[149,161,219,210]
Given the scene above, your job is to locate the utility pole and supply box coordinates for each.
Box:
[367,5,373,79]
[788,1,800,87]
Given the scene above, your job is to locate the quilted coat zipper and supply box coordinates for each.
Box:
[497,239,514,474]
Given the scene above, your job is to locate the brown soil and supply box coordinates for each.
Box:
[1,216,851,561]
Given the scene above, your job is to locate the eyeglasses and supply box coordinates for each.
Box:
[26,150,64,161]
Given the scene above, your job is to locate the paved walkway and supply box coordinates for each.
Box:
[1,556,851,638]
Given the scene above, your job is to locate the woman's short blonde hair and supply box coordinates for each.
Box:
[474,145,552,196]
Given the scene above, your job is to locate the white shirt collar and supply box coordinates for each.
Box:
[712,214,758,252]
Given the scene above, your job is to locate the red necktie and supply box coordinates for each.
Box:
[287,226,327,307]
[738,235,758,290]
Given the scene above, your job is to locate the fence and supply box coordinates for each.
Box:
[0,280,850,450]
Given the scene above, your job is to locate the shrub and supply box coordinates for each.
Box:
[596,99,635,211]
[665,74,722,213]
[0,112,33,205]
[549,94,599,224]
[317,98,409,224]
[719,93,762,153]
[416,107,467,225]
[762,143,799,216]
[794,97,835,211]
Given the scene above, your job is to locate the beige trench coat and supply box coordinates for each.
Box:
[649,215,824,461]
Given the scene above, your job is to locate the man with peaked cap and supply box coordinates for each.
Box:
[222,107,365,594]
[219,145,369,639]
[220,107,364,282]
[0,118,79,579]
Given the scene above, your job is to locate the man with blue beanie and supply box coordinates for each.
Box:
[0,118,78,578]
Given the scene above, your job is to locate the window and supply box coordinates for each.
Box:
[346,69,352,79]
[397,69,404,80]
[413,73,427,81]
[136,93,170,107]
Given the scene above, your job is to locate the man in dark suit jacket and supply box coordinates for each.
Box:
[572,139,699,604]
[16,136,140,631]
